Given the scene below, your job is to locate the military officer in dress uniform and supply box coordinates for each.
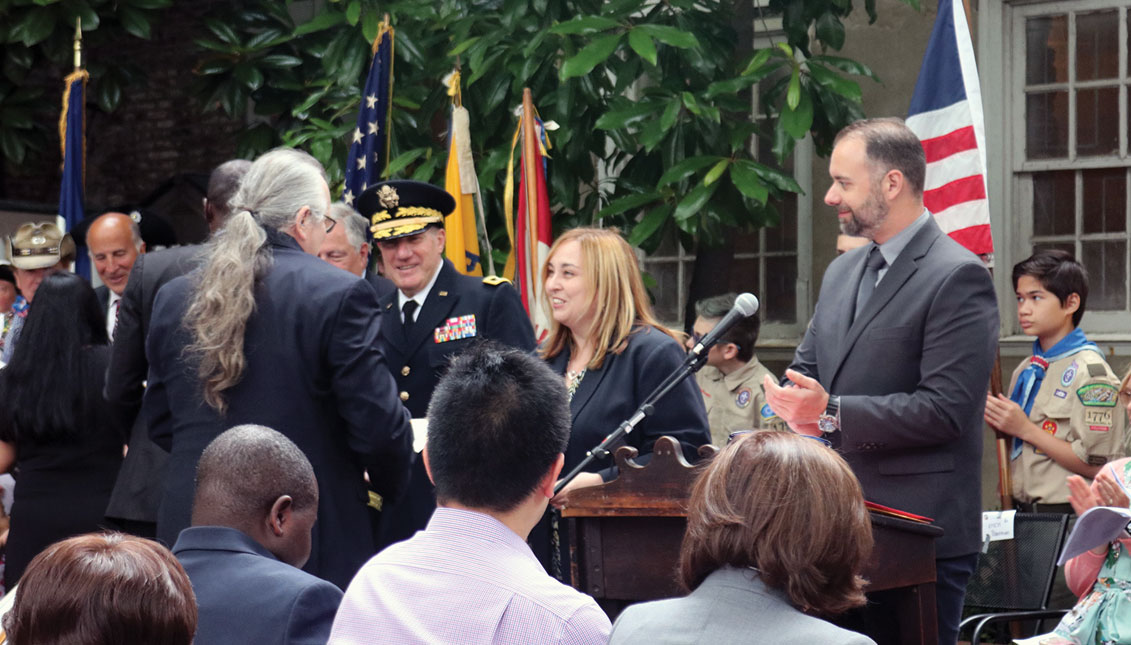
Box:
[688,293,787,445]
[356,179,536,549]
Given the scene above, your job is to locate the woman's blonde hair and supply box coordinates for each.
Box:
[679,431,873,616]
[184,148,328,413]
[539,227,680,369]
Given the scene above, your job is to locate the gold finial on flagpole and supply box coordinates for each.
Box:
[73,18,82,70]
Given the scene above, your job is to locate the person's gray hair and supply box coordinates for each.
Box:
[184,148,328,413]
[330,202,369,249]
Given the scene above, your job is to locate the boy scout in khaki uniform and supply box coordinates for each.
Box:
[986,250,1127,511]
[689,293,787,446]
[1006,350,1125,506]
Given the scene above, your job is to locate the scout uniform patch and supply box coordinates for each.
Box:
[760,403,775,420]
[1042,420,1057,435]
[735,388,752,409]
[1078,383,1118,407]
[1061,360,1078,387]
[1054,389,1068,399]
[434,314,477,343]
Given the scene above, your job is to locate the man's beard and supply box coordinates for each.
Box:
[838,187,889,239]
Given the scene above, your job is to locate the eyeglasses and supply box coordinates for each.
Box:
[323,215,337,234]
[691,330,739,351]
[727,429,832,447]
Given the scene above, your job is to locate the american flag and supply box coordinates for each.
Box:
[906,0,993,258]
[342,21,393,209]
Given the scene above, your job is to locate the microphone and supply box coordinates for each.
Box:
[689,293,760,358]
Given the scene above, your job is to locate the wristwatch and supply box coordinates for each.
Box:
[818,395,841,433]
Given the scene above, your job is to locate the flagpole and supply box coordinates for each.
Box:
[957,0,1013,511]
[521,89,539,293]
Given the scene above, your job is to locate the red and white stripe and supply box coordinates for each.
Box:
[906,0,993,256]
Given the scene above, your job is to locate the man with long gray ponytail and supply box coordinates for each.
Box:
[143,148,414,590]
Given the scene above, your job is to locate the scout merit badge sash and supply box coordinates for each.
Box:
[1009,327,1099,459]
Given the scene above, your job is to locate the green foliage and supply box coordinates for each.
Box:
[0,0,171,167]
[192,0,910,252]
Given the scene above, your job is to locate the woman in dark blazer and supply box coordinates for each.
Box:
[536,227,709,576]
[609,431,876,645]
[0,272,127,589]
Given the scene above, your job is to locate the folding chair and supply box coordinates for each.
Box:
[959,512,1071,644]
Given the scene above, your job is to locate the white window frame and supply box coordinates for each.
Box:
[981,0,1131,336]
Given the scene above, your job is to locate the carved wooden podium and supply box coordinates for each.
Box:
[558,436,943,645]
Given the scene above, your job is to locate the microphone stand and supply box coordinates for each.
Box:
[553,349,712,495]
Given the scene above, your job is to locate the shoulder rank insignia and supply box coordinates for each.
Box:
[1077,383,1118,407]
[482,275,512,286]
[434,314,477,343]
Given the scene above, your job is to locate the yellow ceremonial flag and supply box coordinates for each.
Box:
[443,71,485,276]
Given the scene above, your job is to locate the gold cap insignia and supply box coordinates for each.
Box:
[377,185,399,209]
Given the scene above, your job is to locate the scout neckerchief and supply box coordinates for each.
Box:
[1009,327,1098,459]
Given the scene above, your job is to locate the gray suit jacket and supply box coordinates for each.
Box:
[788,216,998,558]
[609,567,875,645]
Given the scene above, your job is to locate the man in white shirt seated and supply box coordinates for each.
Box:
[329,343,612,645]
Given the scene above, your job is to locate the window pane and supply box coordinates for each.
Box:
[1032,242,1076,256]
[1077,87,1120,157]
[1026,91,1069,159]
[1032,171,1076,236]
[1081,240,1127,310]
[1077,10,1119,81]
[1026,15,1068,85]
[762,256,797,324]
[645,261,682,323]
[1082,168,1126,234]
[764,195,798,252]
[728,257,762,309]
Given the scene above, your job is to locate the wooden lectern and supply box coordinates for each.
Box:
[559,436,943,645]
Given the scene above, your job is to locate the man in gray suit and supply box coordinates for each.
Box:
[764,118,998,645]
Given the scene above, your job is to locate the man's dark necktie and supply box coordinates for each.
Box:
[402,300,418,335]
[854,246,886,322]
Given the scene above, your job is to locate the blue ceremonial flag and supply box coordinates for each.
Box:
[59,69,90,279]
[342,19,394,211]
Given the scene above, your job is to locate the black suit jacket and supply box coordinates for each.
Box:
[94,284,110,318]
[365,270,396,300]
[546,326,710,479]
[144,232,414,588]
[374,259,536,547]
[173,526,342,645]
[787,216,998,558]
[377,259,536,418]
[103,246,202,524]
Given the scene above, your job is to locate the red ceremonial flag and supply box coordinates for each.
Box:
[505,88,553,343]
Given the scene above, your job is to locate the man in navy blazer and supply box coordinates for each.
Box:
[765,118,998,645]
[145,149,413,589]
[173,425,342,645]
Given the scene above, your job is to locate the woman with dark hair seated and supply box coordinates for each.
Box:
[0,272,127,588]
[3,532,196,644]
[609,431,876,644]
